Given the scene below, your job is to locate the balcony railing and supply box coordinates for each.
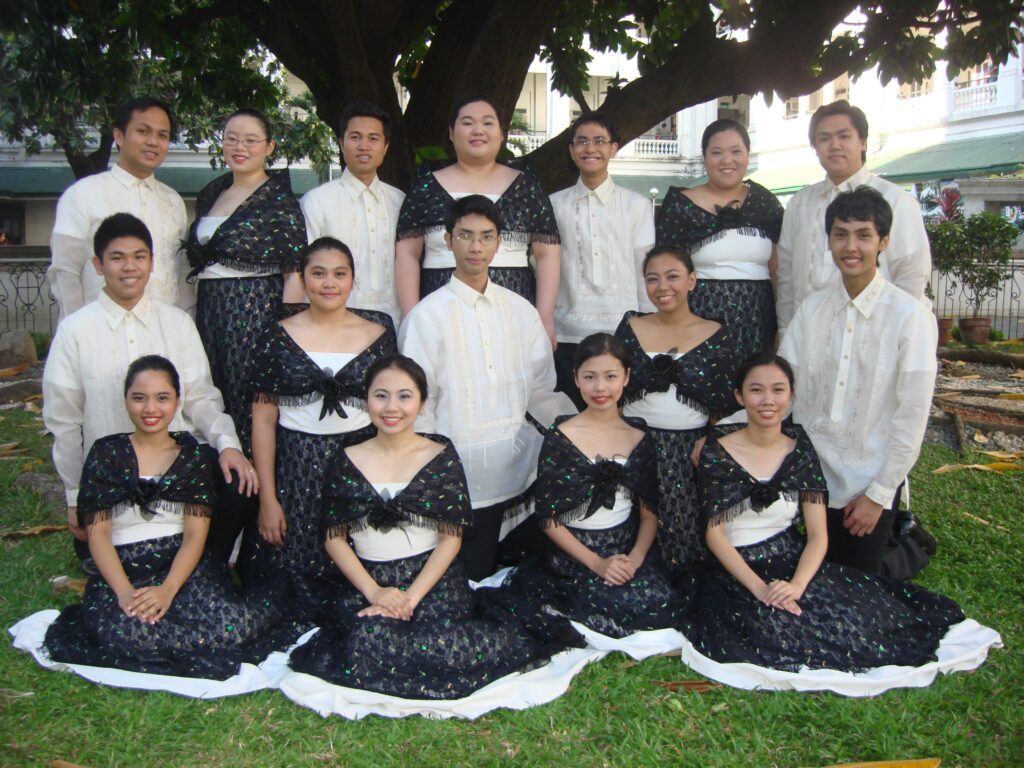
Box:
[952,82,998,113]
[507,133,681,159]
[930,258,1023,339]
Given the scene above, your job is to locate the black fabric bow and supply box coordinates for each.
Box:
[647,353,678,391]
[587,460,627,516]
[366,490,405,533]
[749,482,781,512]
[714,203,742,227]
[318,370,350,420]
[130,478,163,511]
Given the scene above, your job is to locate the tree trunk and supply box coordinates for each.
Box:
[65,130,115,180]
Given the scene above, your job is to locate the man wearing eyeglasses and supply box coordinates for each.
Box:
[49,97,190,321]
[400,195,575,580]
[549,113,655,408]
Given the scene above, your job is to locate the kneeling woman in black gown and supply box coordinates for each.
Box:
[289,355,575,699]
[44,356,293,679]
[686,352,997,693]
[512,333,683,639]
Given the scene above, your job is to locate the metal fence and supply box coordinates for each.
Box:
[2,250,1022,341]
[0,248,58,335]
[929,258,1023,339]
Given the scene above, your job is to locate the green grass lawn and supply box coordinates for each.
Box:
[0,406,1019,768]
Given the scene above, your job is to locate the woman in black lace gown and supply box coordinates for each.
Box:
[43,356,295,680]
[289,355,578,699]
[686,352,994,693]
[615,247,738,574]
[509,334,684,639]
[185,109,307,454]
[656,119,783,354]
[394,95,561,344]
[243,238,396,622]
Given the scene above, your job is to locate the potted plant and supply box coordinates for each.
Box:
[926,212,1018,344]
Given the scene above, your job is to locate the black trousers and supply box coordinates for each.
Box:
[825,484,903,576]
[458,503,545,581]
[553,342,587,412]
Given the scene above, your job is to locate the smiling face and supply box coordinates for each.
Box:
[125,369,179,435]
[113,106,172,179]
[92,236,153,308]
[341,115,388,184]
[366,366,423,435]
[813,114,866,184]
[569,121,617,182]
[222,114,273,174]
[301,247,354,312]
[446,213,500,288]
[449,100,502,162]
[644,253,696,313]
[735,363,792,429]
[828,217,888,288]
[703,129,749,190]
[575,352,629,411]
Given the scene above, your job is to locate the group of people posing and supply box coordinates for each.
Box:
[21,93,998,710]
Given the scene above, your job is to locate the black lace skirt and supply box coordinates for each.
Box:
[237,424,374,623]
[648,425,708,574]
[288,549,577,699]
[509,514,686,639]
[196,275,284,456]
[420,267,536,304]
[43,534,299,679]
[690,527,965,672]
[689,278,776,355]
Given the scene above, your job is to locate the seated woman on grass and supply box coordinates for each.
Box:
[42,355,296,680]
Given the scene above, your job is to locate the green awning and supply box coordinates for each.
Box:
[0,166,324,198]
[871,132,1024,182]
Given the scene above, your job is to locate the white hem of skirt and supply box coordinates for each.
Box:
[676,618,1002,697]
[8,610,310,699]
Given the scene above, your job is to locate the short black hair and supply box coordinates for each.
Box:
[733,351,795,392]
[444,195,503,234]
[825,186,893,239]
[224,107,273,140]
[124,354,181,397]
[572,332,630,375]
[701,118,750,154]
[364,354,428,402]
[93,213,153,260]
[568,112,620,145]
[113,97,176,140]
[301,236,355,277]
[808,100,869,163]
[448,95,503,130]
[339,101,392,142]
[642,245,694,274]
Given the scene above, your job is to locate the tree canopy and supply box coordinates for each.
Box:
[3,0,1022,188]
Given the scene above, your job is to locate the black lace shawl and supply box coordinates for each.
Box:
[614,311,738,419]
[533,416,658,530]
[697,423,829,527]
[77,432,215,526]
[184,170,305,276]
[395,160,560,250]
[321,434,474,539]
[249,309,397,420]
[655,181,784,253]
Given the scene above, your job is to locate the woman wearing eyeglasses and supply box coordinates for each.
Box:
[185,109,307,456]
[395,95,561,346]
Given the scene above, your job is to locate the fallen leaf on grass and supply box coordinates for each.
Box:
[979,450,1024,460]
[23,401,40,413]
[949,371,981,379]
[51,761,90,768]
[962,512,991,526]
[21,458,44,471]
[0,688,35,700]
[933,462,1024,474]
[1010,371,1024,380]
[710,702,729,713]
[933,391,961,400]
[2,524,68,540]
[972,432,989,444]
[651,679,722,692]
[996,393,1024,401]
[23,393,43,401]
[50,576,87,595]
[822,760,941,768]
[618,660,639,669]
